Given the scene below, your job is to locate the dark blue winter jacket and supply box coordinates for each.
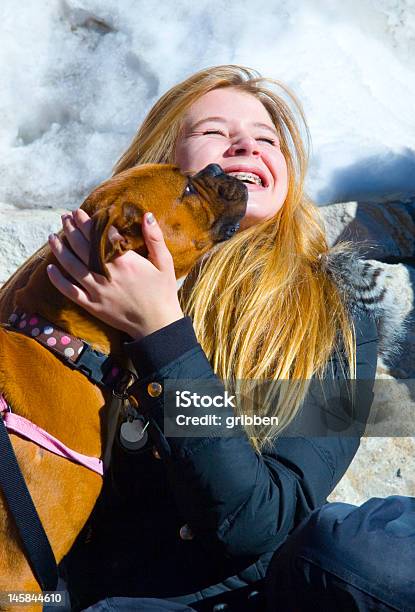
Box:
[63,306,379,611]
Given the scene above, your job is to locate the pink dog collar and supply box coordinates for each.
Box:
[0,395,104,476]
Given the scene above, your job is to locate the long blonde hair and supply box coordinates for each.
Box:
[0,65,356,452]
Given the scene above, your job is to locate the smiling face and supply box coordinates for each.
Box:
[174,87,289,230]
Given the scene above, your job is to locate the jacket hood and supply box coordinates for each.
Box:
[321,244,411,366]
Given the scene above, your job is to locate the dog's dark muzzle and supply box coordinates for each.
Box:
[192,164,248,242]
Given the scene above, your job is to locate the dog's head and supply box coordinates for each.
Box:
[81,163,248,279]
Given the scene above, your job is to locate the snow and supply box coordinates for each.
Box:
[1,0,414,209]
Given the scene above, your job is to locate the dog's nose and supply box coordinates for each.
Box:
[194,164,225,179]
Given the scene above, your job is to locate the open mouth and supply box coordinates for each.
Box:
[225,170,268,189]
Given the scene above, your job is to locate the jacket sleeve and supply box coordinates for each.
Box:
[123,311,379,558]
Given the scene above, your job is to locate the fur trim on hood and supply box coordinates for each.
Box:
[321,244,411,366]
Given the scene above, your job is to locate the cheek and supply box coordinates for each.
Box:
[174,142,191,168]
[174,140,221,172]
[272,152,288,186]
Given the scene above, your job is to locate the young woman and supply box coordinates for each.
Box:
[6,65,415,611]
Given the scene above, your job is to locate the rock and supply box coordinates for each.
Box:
[320,198,415,260]
[329,437,415,505]
[0,205,67,285]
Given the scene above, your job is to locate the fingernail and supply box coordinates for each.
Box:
[48,233,58,242]
[47,264,54,272]
[146,212,155,225]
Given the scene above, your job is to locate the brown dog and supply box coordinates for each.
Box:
[0,162,247,604]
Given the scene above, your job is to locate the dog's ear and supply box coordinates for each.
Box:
[89,203,147,279]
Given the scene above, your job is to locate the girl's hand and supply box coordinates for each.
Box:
[46,208,184,341]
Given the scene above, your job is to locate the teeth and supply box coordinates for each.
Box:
[227,171,263,186]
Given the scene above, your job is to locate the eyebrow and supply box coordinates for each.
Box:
[189,116,279,137]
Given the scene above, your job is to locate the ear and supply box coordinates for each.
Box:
[89,204,147,279]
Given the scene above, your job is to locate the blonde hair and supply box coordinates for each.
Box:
[113,64,357,451]
[0,65,356,452]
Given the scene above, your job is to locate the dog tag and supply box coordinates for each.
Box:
[120,416,149,451]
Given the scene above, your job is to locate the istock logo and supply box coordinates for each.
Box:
[175,390,236,408]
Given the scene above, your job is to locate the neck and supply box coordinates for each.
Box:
[14,250,125,358]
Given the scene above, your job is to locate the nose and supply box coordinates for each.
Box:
[227,135,260,157]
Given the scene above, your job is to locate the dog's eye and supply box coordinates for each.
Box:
[224,223,240,239]
[184,182,198,196]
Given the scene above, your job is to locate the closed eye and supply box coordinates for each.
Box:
[203,130,226,136]
[258,137,277,145]
[203,130,277,145]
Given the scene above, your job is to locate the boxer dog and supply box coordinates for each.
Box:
[0,163,247,601]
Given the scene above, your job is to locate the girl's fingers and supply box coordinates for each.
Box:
[72,208,94,241]
[46,263,92,311]
[61,213,90,265]
[48,233,98,292]
[72,208,123,250]
[142,212,175,273]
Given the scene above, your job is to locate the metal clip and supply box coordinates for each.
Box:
[112,370,138,400]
